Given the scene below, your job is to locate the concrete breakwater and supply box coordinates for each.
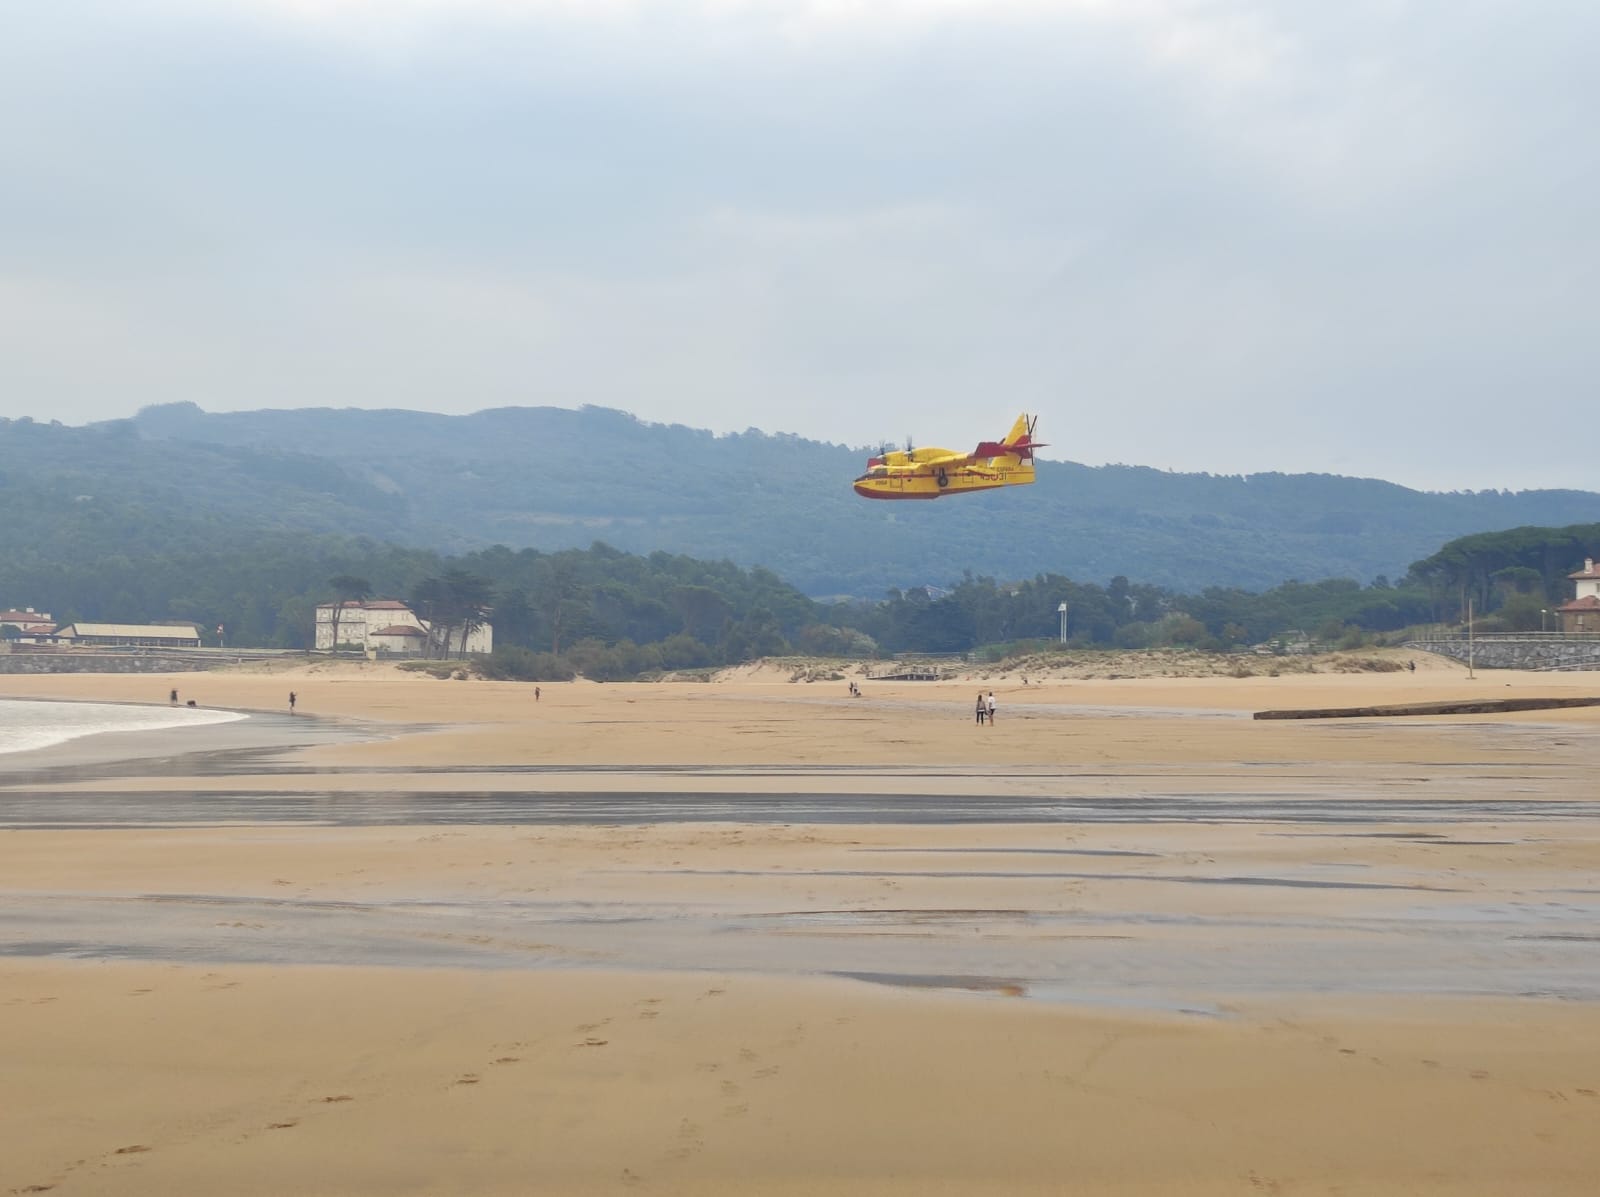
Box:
[1255,695,1600,720]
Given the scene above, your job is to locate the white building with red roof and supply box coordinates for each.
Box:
[0,608,55,634]
[1556,558,1600,633]
[314,599,491,656]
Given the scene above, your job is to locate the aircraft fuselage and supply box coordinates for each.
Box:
[851,459,1036,500]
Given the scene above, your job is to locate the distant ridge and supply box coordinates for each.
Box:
[50,402,1600,595]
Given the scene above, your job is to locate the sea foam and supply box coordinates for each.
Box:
[0,698,247,758]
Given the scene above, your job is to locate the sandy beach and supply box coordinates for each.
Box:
[3,659,1599,1194]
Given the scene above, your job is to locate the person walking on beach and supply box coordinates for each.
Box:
[976,692,987,725]
[986,691,997,723]
[288,691,297,714]
[535,686,541,702]
[169,688,178,706]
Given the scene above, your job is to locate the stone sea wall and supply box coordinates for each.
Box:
[0,653,221,674]
[1407,638,1600,671]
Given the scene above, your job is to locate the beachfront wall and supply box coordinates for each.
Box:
[0,653,216,674]
[1406,634,1600,671]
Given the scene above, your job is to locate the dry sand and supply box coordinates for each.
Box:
[3,659,1599,1195]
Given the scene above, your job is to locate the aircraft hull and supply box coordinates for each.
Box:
[852,466,1034,500]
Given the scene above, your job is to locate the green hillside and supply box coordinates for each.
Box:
[114,403,1600,596]
[6,406,1596,662]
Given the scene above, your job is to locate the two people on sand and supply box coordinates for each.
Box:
[975,691,997,724]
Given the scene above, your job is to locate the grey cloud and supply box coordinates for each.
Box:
[0,1,1595,488]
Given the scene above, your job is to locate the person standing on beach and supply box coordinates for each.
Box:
[289,691,297,714]
[535,686,541,702]
[976,693,987,725]
[986,691,997,723]
[169,688,178,706]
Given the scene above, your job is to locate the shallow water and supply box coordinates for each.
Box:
[0,698,246,757]
[2,713,1597,1009]
[2,783,1597,830]
[4,879,1597,1008]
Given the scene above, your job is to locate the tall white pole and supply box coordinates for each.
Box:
[1467,597,1475,679]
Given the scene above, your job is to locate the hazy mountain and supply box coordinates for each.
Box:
[36,402,1600,595]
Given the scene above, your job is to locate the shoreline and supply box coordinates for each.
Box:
[0,694,390,778]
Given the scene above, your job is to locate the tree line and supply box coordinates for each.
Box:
[3,514,1596,677]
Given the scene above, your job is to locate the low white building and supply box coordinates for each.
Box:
[368,623,431,655]
[315,599,492,656]
[57,623,203,648]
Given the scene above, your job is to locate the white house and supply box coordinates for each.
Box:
[1557,558,1600,633]
[0,608,55,635]
[315,599,492,656]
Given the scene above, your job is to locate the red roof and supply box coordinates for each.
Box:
[317,599,414,611]
[1568,559,1600,579]
[371,624,427,637]
[0,611,52,624]
[1557,596,1600,612]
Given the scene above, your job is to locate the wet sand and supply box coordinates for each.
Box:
[2,663,1599,1194]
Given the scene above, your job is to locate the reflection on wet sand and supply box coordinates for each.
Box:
[4,813,1597,1008]
[2,698,1599,1008]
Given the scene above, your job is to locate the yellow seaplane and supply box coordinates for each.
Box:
[853,413,1043,500]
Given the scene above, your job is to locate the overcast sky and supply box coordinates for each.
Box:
[2,1,1594,490]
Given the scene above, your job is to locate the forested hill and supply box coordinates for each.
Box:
[29,403,1600,595]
